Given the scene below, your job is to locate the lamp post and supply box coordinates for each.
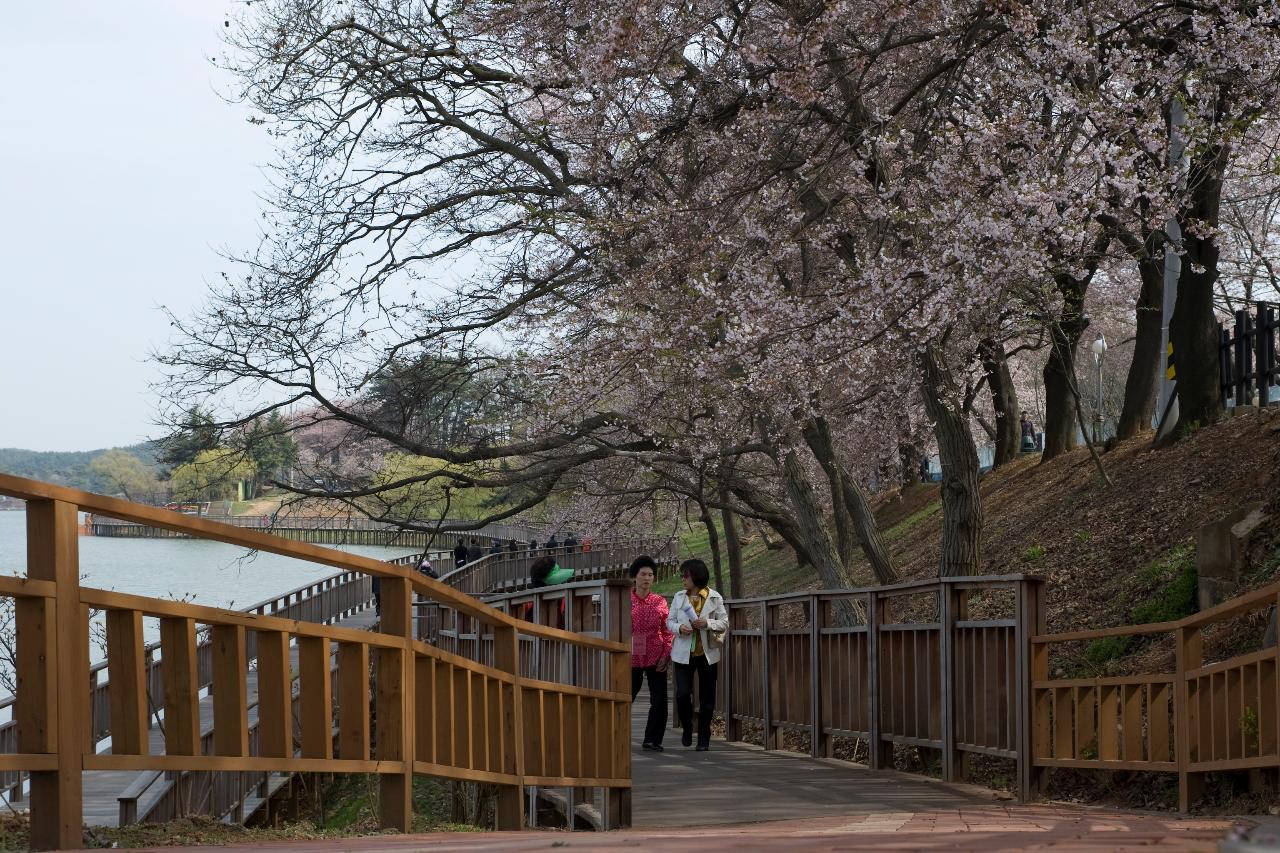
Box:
[1091,334,1107,444]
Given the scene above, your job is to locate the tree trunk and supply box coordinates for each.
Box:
[920,347,983,577]
[802,417,898,584]
[1170,139,1231,436]
[980,339,1020,467]
[1117,254,1165,439]
[696,490,725,591]
[899,443,923,487]
[779,450,854,589]
[718,481,745,600]
[1041,274,1088,460]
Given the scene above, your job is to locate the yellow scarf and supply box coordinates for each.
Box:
[690,587,709,656]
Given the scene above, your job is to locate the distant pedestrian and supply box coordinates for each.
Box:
[564,533,579,552]
[467,537,483,562]
[546,533,559,552]
[520,556,573,628]
[507,539,519,553]
[453,539,468,570]
[489,540,502,555]
[668,558,728,751]
[417,556,438,579]
[629,556,672,751]
[1020,411,1037,452]
[529,539,539,551]
[371,576,382,616]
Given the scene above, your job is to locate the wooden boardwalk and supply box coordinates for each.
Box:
[628,685,990,828]
[81,607,380,827]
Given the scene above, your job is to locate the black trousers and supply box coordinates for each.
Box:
[631,666,669,746]
[674,654,718,746]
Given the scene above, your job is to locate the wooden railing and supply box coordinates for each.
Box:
[469,580,633,829]
[436,540,675,597]
[0,473,631,850]
[0,569,377,808]
[1032,577,1280,810]
[719,576,1044,798]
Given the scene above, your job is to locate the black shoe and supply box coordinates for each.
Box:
[696,742,709,751]
[682,730,693,747]
[642,742,664,752]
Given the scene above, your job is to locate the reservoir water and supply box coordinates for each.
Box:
[0,509,415,610]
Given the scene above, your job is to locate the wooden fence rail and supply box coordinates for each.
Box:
[716,575,1043,798]
[0,473,632,850]
[1032,577,1280,810]
[0,568,378,810]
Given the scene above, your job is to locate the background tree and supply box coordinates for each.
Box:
[89,449,161,501]
[169,449,257,502]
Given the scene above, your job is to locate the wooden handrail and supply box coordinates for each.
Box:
[0,475,634,848]
[0,472,618,649]
[1027,569,1280,811]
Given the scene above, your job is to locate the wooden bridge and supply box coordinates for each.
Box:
[0,473,1274,850]
[85,514,547,549]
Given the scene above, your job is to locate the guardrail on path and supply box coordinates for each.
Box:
[0,473,632,850]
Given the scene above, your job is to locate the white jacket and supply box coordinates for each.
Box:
[666,588,729,665]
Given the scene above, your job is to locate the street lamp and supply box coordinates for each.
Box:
[1091,334,1107,444]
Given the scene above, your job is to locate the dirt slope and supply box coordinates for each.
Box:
[733,407,1280,641]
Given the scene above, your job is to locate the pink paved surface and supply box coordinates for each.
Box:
[93,805,1234,852]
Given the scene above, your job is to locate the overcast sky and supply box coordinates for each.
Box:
[0,1,271,452]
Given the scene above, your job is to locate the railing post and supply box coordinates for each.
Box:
[1259,303,1274,407]
[1016,578,1044,801]
[939,582,957,782]
[760,601,775,750]
[604,582,632,830]
[809,595,826,758]
[20,499,86,851]
[376,574,414,832]
[866,589,888,769]
[1176,622,1204,811]
[493,623,525,830]
[723,603,738,744]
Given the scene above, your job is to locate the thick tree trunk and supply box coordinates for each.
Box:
[802,417,898,584]
[980,339,1020,467]
[779,450,854,589]
[920,347,983,577]
[719,485,745,600]
[1041,275,1087,461]
[697,491,725,591]
[1117,255,1165,439]
[1170,140,1231,437]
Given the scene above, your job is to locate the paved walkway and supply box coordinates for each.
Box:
[87,808,1234,852]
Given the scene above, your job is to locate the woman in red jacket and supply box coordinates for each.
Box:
[629,555,673,751]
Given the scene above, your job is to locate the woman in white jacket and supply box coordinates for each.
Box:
[666,559,729,750]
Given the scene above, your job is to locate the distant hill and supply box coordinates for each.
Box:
[0,442,160,493]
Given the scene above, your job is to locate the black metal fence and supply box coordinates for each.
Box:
[1220,301,1280,408]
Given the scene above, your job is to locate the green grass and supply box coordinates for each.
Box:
[1022,544,1046,563]
[884,500,942,542]
[1084,543,1198,666]
[1129,543,1197,624]
[666,521,816,597]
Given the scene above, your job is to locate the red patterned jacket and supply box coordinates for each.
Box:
[631,590,673,668]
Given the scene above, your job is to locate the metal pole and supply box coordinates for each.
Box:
[1156,99,1187,439]
[1095,353,1104,444]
